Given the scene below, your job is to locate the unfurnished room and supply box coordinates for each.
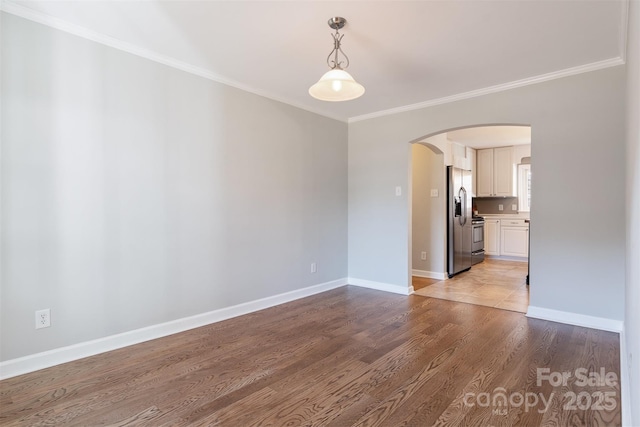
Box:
[1,1,639,425]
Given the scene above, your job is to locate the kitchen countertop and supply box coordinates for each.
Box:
[480,213,530,220]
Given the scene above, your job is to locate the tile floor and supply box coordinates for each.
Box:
[413,258,529,313]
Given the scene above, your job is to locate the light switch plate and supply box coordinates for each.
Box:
[498,204,504,211]
[430,189,438,197]
[512,204,518,211]
[395,186,402,196]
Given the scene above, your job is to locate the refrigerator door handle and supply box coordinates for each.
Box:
[458,187,467,226]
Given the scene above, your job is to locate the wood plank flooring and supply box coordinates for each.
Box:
[411,276,440,291]
[414,258,530,313]
[0,286,620,426]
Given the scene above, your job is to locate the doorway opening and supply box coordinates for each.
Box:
[409,125,531,313]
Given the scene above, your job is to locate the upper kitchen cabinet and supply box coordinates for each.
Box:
[476,149,493,197]
[476,146,516,197]
[466,147,476,196]
[494,147,514,196]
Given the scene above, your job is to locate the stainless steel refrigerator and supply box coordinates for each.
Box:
[447,166,472,278]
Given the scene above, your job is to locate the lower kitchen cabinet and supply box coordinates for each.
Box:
[483,218,529,258]
[484,219,501,256]
[500,224,529,257]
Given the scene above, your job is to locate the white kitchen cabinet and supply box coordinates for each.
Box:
[466,146,477,196]
[500,219,529,257]
[476,147,516,197]
[484,219,501,255]
[476,149,494,197]
[493,147,515,197]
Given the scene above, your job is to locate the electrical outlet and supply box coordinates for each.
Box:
[311,262,317,273]
[498,204,504,211]
[421,251,427,260]
[395,186,402,196]
[430,189,438,197]
[512,204,517,211]
[35,309,51,329]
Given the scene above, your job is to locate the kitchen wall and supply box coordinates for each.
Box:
[474,197,519,215]
[348,65,626,321]
[1,13,348,361]
[625,0,640,424]
[411,144,445,275]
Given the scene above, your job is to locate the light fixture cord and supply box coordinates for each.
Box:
[327,29,350,70]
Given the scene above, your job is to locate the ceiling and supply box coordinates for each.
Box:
[3,0,628,122]
[447,126,531,149]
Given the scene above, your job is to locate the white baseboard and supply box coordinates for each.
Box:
[411,269,446,280]
[526,306,624,333]
[347,277,413,295]
[0,278,348,380]
[620,327,633,427]
[485,255,528,263]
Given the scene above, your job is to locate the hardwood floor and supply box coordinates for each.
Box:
[413,258,529,313]
[0,286,620,426]
[411,276,440,291]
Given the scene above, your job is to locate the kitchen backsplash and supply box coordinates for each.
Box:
[473,197,519,214]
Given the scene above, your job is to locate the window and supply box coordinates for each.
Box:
[518,164,531,212]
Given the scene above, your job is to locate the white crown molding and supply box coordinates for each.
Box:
[0,0,630,127]
[349,57,625,123]
[526,306,624,333]
[0,278,348,380]
[349,0,627,122]
[0,0,347,123]
[348,277,413,295]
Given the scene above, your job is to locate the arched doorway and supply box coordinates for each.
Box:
[409,125,531,312]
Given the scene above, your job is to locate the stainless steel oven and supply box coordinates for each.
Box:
[471,217,485,265]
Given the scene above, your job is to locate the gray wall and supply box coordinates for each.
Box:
[411,144,445,274]
[1,14,348,361]
[625,0,640,423]
[349,66,626,320]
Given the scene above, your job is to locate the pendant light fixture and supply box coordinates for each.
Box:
[309,17,365,102]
